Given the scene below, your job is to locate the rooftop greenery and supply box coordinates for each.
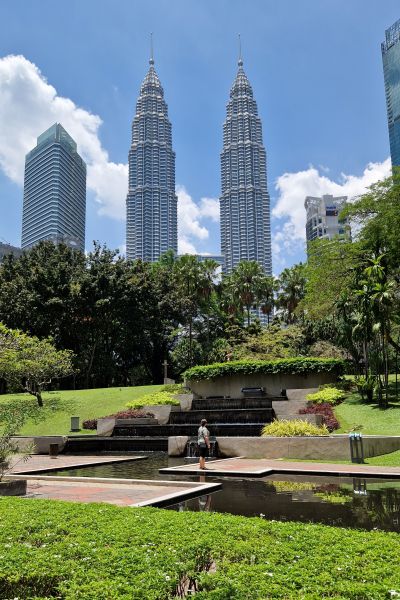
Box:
[184,357,346,381]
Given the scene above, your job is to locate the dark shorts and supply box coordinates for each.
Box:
[198,444,208,458]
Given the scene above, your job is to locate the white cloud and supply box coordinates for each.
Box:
[272,158,392,265]
[177,185,219,254]
[0,54,127,219]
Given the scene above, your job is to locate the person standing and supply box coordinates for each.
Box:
[198,418,210,470]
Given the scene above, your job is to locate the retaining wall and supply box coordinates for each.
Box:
[168,434,400,460]
[12,436,68,454]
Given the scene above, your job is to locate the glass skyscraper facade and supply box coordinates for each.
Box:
[22,123,86,251]
[220,56,272,274]
[382,19,400,168]
[126,56,177,261]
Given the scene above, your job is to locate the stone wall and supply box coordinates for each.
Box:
[188,372,336,398]
[12,436,68,454]
[168,434,400,460]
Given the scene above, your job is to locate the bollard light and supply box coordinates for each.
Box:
[70,416,80,432]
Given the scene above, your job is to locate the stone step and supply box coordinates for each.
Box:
[66,436,168,452]
[168,408,275,425]
[112,423,265,437]
[191,397,279,410]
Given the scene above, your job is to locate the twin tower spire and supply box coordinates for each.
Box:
[126,39,272,276]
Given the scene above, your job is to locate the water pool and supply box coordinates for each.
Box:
[50,453,400,532]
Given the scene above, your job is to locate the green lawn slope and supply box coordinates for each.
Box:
[0,385,162,436]
[334,391,400,436]
[1,498,399,599]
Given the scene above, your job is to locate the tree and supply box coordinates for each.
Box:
[0,324,75,406]
[276,263,306,323]
[226,261,265,326]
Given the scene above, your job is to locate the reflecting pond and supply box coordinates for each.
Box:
[51,453,400,532]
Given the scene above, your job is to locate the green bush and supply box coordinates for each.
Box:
[184,357,345,381]
[306,387,346,405]
[1,498,400,599]
[126,386,180,410]
[261,419,329,437]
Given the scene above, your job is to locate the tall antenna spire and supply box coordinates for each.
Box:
[238,33,243,67]
[150,32,154,65]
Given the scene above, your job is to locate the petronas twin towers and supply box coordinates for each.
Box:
[126,50,272,275]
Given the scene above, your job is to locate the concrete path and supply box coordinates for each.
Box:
[8,474,221,507]
[160,457,400,479]
[8,454,146,474]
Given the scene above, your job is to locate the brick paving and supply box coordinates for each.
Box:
[20,477,220,507]
[160,457,400,479]
[8,454,146,474]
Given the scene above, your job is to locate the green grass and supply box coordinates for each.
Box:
[1,498,400,599]
[334,379,400,436]
[0,385,162,436]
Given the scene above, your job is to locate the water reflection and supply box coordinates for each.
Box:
[50,452,400,532]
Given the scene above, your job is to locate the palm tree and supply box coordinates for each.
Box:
[228,261,265,327]
[276,264,306,324]
[259,276,276,325]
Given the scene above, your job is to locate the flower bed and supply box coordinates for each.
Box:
[82,409,155,430]
[299,403,340,432]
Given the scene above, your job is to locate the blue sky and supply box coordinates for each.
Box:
[0,0,398,271]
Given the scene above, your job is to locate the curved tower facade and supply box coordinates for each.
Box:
[126,57,177,261]
[220,57,272,274]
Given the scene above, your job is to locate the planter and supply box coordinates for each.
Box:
[0,479,27,496]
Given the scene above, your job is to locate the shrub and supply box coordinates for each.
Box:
[126,389,180,410]
[82,409,155,430]
[261,419,329,437]
[299,403,340,432]
[306,387,346,405]
[184,357,346,381]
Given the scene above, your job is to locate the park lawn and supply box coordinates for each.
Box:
[334,388,400,436]
[1,498,400,599]
[0,385,162,436]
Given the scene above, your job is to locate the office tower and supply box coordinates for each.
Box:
[305,194,351,247]
[22,123,86,251]
[220,52,272,274]
[382,19,400,167]
[126,53,177,261]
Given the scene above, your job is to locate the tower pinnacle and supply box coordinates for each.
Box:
[149,32,154,65]
[238,33,243,67]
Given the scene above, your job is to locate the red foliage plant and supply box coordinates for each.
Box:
[299,403,339,432]
[82,409,155,430]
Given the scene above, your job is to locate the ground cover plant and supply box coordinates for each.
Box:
[0,385,162,436]
[1,498,400,599]
[262,419,329,437]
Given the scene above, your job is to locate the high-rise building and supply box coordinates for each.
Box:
[382,19,400,168]
[305,195,351,247]
[220,53,272,274]
[126,53,177,261]
[22,123,86,251]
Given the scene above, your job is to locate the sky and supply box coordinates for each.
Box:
[0,0,398,272]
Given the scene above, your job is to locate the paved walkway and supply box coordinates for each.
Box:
[8,454,146,474]
[160,457,400,479]
[14,476,220,507]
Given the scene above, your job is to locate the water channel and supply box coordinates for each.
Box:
[52,452,400,532]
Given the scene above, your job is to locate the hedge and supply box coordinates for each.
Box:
[184,358,346,382]
[1,498,400,599]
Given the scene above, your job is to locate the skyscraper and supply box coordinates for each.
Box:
[305,194,351,248]
[220,51,272,274]
[126,53,177,261]
[382,19,400,168]
[22,123,86,251]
